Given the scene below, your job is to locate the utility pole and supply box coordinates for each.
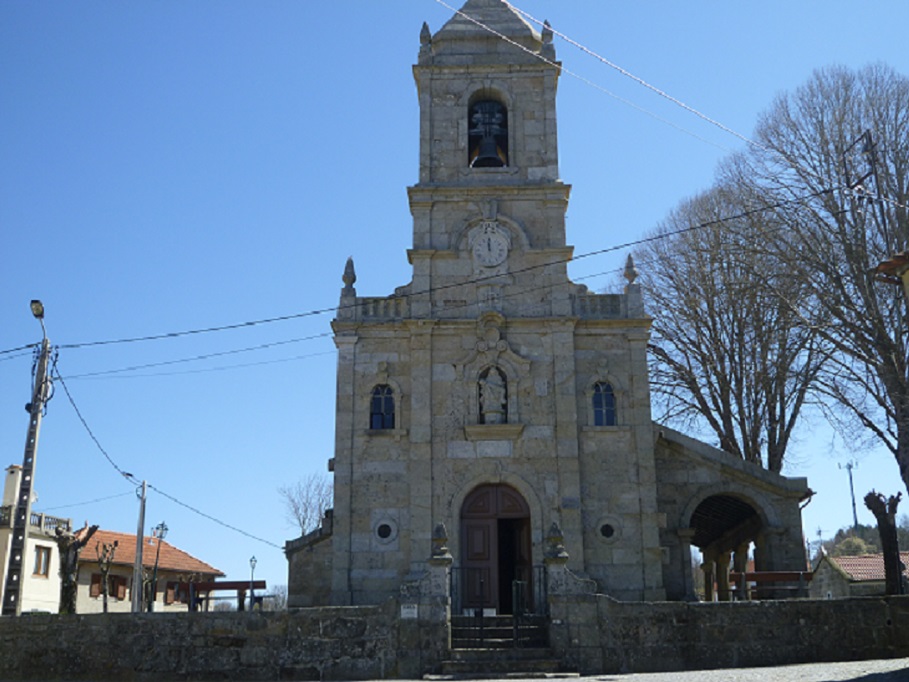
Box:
[2,301,52,617]
[840,461,860,530]
[131,481,147,613]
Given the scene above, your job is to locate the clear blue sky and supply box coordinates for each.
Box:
[2,1,908,594]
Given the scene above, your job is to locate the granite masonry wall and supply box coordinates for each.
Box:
[550,592,909,675]
[2,595,909,680]
[0,600,448,681]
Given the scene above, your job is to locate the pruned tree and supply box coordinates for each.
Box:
[95,539,119,614]
[56,522,99,614]
[864,490,904,594]
[727,64,909,490]
[636,182,824,472]
[278,473,333,536]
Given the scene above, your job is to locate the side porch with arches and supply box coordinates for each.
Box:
[653,424,812,602]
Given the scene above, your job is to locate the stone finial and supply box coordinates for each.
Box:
[545,521,569,561]
[342,257,357,293]
[430,523,452,562]
[623,253,638,284]
[420,22,432,46]
[542,20,553,44]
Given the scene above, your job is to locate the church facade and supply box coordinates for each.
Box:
[286,0,809,609]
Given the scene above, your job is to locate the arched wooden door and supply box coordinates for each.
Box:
[460,484,531,614]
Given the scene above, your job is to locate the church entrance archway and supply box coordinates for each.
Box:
[459,484,531,614]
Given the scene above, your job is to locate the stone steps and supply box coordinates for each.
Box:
[433,615,575,678]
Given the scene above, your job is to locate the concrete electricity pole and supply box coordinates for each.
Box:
[2,301,52,617]
[131,480,147,613]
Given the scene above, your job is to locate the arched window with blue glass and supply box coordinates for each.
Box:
[592,382,617,427]
[370,385,395,430]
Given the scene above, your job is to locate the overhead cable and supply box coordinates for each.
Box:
[502,1,764,150]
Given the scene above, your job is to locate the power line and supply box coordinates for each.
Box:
[42,491,135,512]
[431,0,731,153]
[66,350,337,381]
[147,483,283,550]
[21,184,841,370]
[502,1,763,150]
[53,361,283,550]
[57,308,334,350]
[61,333,332,379]
[0,343,38,357]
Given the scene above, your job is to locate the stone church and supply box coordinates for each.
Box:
[286,0,809,610]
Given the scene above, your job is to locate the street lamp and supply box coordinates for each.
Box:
[249,556,257,612]
[1,301,51,617]
[147,521,168,612]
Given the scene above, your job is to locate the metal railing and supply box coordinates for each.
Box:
[0,506,71,534]
[450,565,547,616]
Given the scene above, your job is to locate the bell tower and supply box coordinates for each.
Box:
[407,0,573,320]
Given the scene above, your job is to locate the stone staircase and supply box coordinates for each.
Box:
[429,615,576,679]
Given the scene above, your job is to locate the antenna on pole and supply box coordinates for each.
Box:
[839,461,860,530]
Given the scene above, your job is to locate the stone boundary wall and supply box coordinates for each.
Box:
[0,600,447,681]
[2,595,909,679]
[550,593,909,675]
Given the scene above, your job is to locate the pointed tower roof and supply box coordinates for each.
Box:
[436,0,539,41]
[425,0,549,63]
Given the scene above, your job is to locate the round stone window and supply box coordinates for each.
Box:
[373,518,398,545]
[597,516,621,544]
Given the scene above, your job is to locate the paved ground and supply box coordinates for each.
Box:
[584,657,909,681]
[420,658,909,682]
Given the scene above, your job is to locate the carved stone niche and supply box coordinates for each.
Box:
[457,313,529,441]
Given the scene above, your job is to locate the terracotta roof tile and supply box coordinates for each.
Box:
[831,552,909,582]
[79,529,223,577]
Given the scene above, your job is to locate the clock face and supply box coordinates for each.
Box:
[472,223,509,267]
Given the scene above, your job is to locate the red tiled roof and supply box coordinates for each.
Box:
[830,552,909,582]
[79,529,224,577]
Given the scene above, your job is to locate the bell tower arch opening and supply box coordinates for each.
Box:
[458,483,531,614]
[468,98,509,168]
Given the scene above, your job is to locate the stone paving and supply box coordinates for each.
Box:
[414,658,909,682]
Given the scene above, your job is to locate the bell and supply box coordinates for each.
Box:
[472,134,505,168]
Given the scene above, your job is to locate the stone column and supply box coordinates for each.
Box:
[677,529,697,601]
[715,551,732,602]
[701,549,716,602]
[733,542,749,600]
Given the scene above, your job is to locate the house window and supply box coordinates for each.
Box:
[165,581,190,605]
[468,100,508,167]
[33,546,50,577]
[593,382,617,426]
[370,385,395,430]
[90,573,128,600]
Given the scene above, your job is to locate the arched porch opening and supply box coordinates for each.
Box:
[689,494,763,601]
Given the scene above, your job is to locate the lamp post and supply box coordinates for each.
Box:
[147,521,168,612]
[2,301,52,617]
[249,556,257,612]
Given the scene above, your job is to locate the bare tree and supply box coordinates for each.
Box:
[262,584,288,611]
[56,522,99,615]
[95,540,118,614]
[729,64,909,489]
[278,473,333,536]
[636,183,823,471]
[864,491,903,595]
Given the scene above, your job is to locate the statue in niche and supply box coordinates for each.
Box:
[479,367,507,424]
